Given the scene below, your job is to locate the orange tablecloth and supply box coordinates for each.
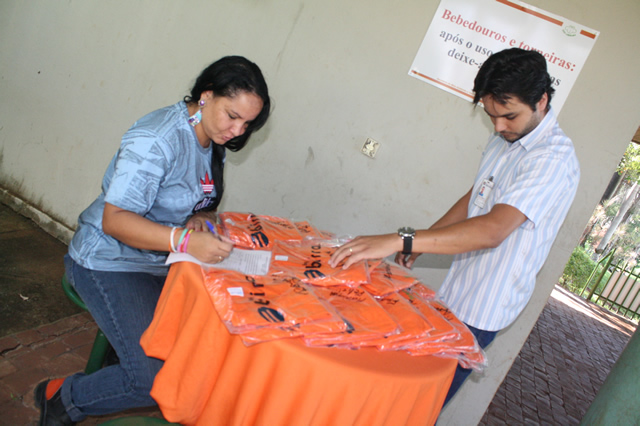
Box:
[140,262,456,426]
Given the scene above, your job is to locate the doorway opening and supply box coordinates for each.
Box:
[559,126,640,324]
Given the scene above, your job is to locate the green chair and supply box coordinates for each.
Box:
[99,416,178,425]
[61,274,112,374]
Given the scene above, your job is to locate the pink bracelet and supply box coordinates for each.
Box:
[176,228,189,251]
[180,229,193,253]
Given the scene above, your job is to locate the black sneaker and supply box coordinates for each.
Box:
[34,379,76,426]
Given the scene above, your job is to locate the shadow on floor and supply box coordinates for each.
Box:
[0,202,164,424]
[0,202,82,337]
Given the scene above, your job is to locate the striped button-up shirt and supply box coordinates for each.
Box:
[437,107,580,331]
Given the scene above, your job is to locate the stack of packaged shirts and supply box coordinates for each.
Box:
[202,212,487,372]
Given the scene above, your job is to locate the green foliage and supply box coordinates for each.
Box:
[617,142,640,182]
[564,142,640,321]
[603,201,620,218]
[580,143,640,264]
[560,247,598,294]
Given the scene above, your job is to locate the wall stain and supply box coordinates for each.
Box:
[274,3,305,72]
[0,181,75,243]
[305,147,315,167]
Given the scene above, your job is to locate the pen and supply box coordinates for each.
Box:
[205,220,217,235]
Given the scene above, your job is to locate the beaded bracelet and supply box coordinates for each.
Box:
[176,228,189,252]
[179,229,194,253]
[169,227,179,253]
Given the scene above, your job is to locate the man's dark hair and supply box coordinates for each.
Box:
[472,48,554,111]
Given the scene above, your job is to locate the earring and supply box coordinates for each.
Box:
[188,99,206,127]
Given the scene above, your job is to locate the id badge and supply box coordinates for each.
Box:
[474,177,494,209]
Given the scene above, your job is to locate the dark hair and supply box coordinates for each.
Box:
[472,48,554,111]
[185,56,271,211]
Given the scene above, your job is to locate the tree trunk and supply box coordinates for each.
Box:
[597,182,640,253]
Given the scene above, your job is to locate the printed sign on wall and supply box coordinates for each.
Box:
[409,0,599,112]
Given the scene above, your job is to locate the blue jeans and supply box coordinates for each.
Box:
[442,324,498,407]
[61,255,166,421]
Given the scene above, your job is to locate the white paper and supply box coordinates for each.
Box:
[227,287,245,297]
[166,249,272,276]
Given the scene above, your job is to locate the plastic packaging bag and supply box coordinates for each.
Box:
[361,260,420,297]
[303,285,400,347]
[408,299,487,372]
[268,241,373,287]
[377,286,459,351]
[219,212,326,249]
[203,269,337,334]
[352,291,435,350]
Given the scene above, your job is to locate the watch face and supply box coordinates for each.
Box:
[398,227,416,237]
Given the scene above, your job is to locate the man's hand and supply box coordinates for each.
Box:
[329,233,401,269]
[395,252,422,269]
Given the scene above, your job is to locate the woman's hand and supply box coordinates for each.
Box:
[186,211,218,232]
[329,233,402,269]
[186,231,233,264]
[102,203,232,264]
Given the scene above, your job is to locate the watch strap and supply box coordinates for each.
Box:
[402,236,412,255]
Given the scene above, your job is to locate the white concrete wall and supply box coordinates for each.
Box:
[1,0,639,424]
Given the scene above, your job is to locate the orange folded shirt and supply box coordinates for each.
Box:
[409,282,437,301]
[219,212,327,250]
[239,315,349,346]
[361,260,420,297]
[269,241,376,287]
[429,299,478,351]
[381,286,459,351]
[349,292,435,350]
[203,269,337,334]
[304,286,400,347]
[294,220,335,240]
[408,300,487,371]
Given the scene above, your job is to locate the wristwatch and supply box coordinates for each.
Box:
[397,227,416,255]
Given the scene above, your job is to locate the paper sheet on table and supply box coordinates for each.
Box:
[166,249,271,276]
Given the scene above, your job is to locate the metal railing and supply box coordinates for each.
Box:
[580,251,640,320]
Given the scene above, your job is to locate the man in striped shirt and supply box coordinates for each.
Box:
[330,48,580,405]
